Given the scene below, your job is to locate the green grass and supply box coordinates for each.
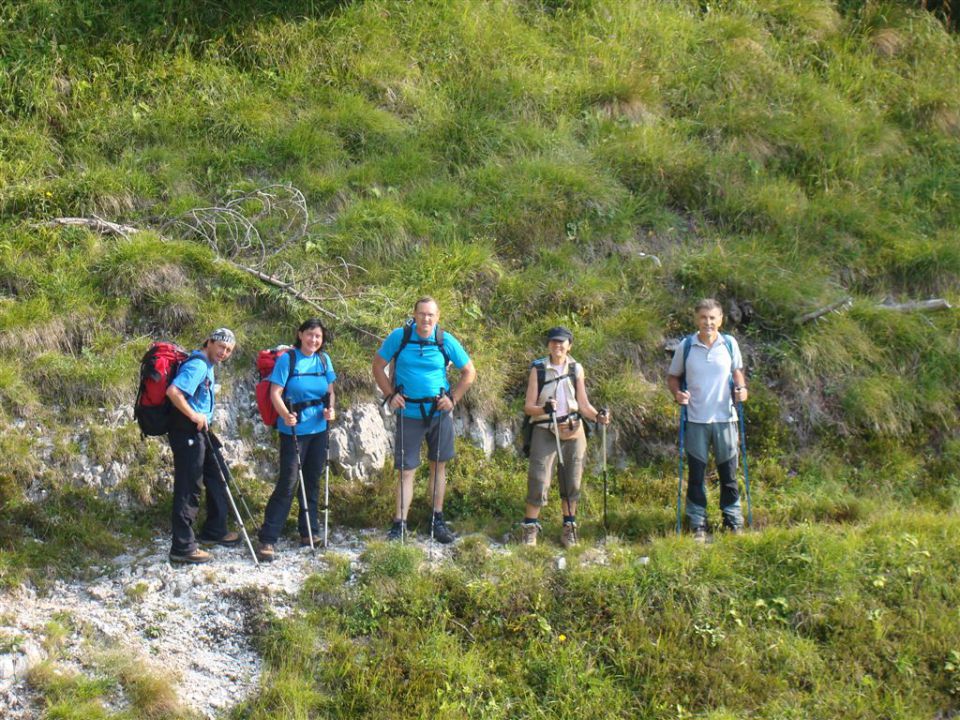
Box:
[231,512,960,719]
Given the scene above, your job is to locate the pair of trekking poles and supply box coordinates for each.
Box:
[393,388,450,558]
[289,413,333,551]
[203,414,333,566]
[675,401,753,535]
[544,402,611,541]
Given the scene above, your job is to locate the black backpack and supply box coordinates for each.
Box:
[390,319,451,374]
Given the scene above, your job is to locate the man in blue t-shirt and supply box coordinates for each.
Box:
[372,296,476,543]
[165,327,237,564]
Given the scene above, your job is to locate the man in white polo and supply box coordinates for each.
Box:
[667,299,748,541]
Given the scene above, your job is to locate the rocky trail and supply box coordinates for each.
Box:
[0,527,466,719]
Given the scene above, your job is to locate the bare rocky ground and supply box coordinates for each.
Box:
[0,527,465,719]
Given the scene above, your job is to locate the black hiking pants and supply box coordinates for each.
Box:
[258,430,328,545]
[168,429,231,554]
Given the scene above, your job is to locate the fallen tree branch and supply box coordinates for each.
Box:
[43,217,141,239]
[44,211,380,341]
[794,296,853,325]
[234,263,380,340]
[876,298,952,313]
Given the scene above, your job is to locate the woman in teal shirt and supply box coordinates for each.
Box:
[256,319,337,561]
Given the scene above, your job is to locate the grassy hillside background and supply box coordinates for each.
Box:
[1,0,960,717]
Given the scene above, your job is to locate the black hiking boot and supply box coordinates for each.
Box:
[386,521,408,542]
[431,516,457,545]
[691,526,708,544]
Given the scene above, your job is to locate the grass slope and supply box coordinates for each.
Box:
[0,1,959,715]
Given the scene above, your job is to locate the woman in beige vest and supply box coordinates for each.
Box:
[521,326,610,548]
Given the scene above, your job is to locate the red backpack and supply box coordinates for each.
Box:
[135,341,189,436]
[256,346,295,426]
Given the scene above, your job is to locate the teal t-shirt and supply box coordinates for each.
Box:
[171,351,215,423]
[269,348,337,435]
[376,325,470,419]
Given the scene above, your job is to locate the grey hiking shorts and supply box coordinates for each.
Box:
[526,425,586,507]
[393,412,455,471]
[685,421,739,464]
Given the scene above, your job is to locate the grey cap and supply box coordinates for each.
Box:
[546,326,573,343]
[208,327,236,345]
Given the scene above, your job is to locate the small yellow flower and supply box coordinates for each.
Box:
[558,634,567,643]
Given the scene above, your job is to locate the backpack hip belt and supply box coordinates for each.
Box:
[401,391,450,421]
[531,411,582,427]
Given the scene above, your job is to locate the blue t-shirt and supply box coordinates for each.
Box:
[269,348,337,435]
[171,351,215,423]
[376,324,471,419]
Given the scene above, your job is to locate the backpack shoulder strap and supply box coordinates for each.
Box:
[680,334,696,391]
[722,334,737,393]
[531,358,547,395]
[722,334,735,359]
[435,324,451,367]
[392,322,415,364]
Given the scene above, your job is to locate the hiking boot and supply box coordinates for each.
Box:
[256,543,276,562]
[724,524,743,536]
[521,522,540,547]
[431,517,457,545]
[692,526,708,544]
[300,536,315,548]
[561,521,578,549]
[169,548,211,564]
[199,531,240,547]
[386,521,408,542]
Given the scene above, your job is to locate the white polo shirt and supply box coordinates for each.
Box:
[668,333,743,423]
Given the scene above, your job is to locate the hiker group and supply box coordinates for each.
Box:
[134,296,749,565]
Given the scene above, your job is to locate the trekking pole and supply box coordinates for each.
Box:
[548,401,577,544]
[599,408,609,535]
[429,393,445,560]
[737,401,753,528]
[203,430,259,567]
[676,405,686,536]
[208,433,258,530]
[290,420,315,551]
[548,402,564,468]
[396,387,406,544]
[323,418,332,549]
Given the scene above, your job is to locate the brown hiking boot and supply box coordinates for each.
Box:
[169,548,212,564]
[256,543,276,562]
[300,536,314,547]
[521,522,540,547]
[199,531,240,547]
[561,521,578,549]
